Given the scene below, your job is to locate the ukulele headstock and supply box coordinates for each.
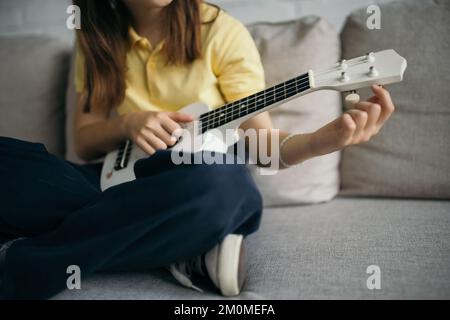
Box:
[310,49,407,92]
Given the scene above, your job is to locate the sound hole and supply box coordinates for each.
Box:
[114,140,132,171]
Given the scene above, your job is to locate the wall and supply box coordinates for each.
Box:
[214,0,394,28]
[0,0,397,42]
[0,0,73,41]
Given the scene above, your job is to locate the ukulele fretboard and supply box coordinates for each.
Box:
[199,72,310,133]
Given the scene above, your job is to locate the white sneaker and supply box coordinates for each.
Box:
[169,234,246,297]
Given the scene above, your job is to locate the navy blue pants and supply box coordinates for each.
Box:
[0,137,262,299]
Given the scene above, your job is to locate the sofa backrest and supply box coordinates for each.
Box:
[0,36,71,157]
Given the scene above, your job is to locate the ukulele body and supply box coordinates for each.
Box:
[100,102,241,191]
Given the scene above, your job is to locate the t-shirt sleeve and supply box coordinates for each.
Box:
[74,41,86,93]
[212,17,266,103]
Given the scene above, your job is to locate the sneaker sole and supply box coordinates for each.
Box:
[217,234,246,296]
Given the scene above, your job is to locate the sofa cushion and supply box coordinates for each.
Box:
[53,198,450,299]
[340,0,450,199]
[247,17,342,206]
[0,36,71,157]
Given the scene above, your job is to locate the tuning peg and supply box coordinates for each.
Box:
[368,66,378,77]
[340,71,350,82]
[344,91,360,108]
[339,59,348,70]
[366,52,375,63]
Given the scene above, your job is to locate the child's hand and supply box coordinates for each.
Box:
[309,85,395,156]
[124,111,194,155]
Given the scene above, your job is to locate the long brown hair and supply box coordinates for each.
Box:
[74,0,218,113]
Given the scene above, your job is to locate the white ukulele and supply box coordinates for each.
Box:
[100,49,407,190]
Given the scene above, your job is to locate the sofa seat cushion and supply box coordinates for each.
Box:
[53,198,450,300]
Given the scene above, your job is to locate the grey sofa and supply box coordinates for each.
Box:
[0,0,449,299]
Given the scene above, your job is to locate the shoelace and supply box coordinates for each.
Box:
[169,255,205,293]
[0,237,25,261]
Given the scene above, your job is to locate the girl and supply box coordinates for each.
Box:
[0,0,395,299]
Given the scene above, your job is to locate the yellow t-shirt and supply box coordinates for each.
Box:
[74,4,265,115]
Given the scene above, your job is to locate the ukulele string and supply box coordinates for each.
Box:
[199,75,310,127]
[199,77,311,128]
